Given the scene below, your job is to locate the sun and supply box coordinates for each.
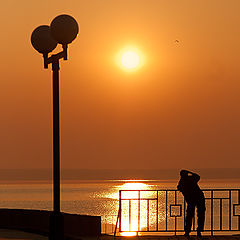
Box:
[121,51,140,69]
[116,46,144,71]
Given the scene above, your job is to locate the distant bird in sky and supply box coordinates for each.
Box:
[175,39,180,43]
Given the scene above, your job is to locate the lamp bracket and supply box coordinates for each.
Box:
[43,45,68,69]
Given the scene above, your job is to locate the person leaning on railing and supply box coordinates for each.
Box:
[177,170,206,237]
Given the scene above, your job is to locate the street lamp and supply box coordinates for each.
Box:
[31,14,79,240]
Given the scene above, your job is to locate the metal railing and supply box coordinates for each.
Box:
[115,189,240,235]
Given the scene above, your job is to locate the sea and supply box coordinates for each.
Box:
[0,179,239,234]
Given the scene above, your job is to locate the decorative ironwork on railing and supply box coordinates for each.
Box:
[114,189,240,236]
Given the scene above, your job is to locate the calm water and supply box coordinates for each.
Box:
[0,179,239,233]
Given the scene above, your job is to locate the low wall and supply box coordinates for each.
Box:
[0,209,101,238]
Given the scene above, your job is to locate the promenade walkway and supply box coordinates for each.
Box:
[102,235,240,240]
[0,229,47,240]
[1,230,240,240]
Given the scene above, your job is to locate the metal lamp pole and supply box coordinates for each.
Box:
[53,59,60,214]
[31,15,79,240]
[45,49,67,215]
[46,51,66,240]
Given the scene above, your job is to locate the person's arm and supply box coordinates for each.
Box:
[177,178,185,192]
[180,169,200,182]
[187,170,200,183]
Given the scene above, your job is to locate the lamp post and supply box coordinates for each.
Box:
[31,14,79,240]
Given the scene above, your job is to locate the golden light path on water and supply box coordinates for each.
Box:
[102,180,167,236]
[120,182,148,236]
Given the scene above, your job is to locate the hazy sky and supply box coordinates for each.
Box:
[1,0,240,170]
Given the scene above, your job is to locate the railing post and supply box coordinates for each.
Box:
[238,190,240,231]
[156,190,159,231]
[220,199,222,231]
[114,210,120,236]
[119,190,122,232]
[166,190,168,231]
[129,200,131,231]
[229,190,231,231]
[147,199,149,231]
[175,190,177,236]
[138,190,141,232]
[211,190,213,236]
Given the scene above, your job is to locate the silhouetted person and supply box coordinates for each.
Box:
[177,170,205,237]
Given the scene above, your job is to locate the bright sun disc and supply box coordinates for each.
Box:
[121,51,140,69]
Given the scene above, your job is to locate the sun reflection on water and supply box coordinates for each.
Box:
[120,182,149,190]
[102,181,151,200]
[118,181,151,235]
[120,231,138,236]
[100,180,166,235]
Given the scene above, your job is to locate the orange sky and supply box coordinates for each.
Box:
[1,0,240,170]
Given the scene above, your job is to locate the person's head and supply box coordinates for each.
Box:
[180,170,188,177]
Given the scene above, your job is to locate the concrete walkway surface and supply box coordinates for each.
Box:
[101,234,240,240]
[0,229,96,240]
[1,230,240,240]
[0,229,47,240]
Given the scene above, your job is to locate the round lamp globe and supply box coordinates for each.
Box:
[31,25,58,54]
[50,14,79,45]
